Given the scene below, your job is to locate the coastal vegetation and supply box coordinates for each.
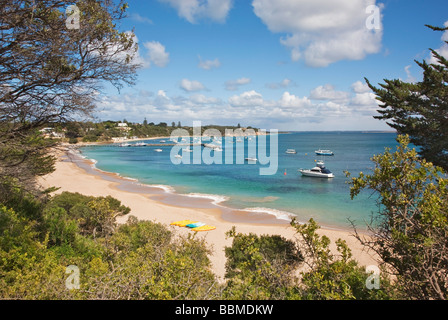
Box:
[346,135,448,300]
[366,25,448,171]
[0,0,447,300]
[47,120,253,144]
[0,189,395,299]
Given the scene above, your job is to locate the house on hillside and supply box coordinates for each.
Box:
[117,122,131,132]
[39,127,65,139]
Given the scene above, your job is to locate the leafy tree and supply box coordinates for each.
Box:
[0,0,139,191]
[223,227,302,300]
[0,205,70,299]
[74,217,220,300]
[42,206,79,246]
[346,135,448,300]
[291,218,393,300]
[0,193,221,300]
[366,24,448,171]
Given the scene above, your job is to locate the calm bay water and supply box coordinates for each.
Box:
[79,132,399,230]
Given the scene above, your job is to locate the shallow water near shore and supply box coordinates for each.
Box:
[77,131,398,230]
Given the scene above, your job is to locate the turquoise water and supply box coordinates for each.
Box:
[79,132,399,229]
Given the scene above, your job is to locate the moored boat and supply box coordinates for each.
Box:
[315,149,334,156]
[298,160,334,178]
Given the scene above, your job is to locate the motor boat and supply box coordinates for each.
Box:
[299,160,334,178]
[154,149,163,152]
[286,149,297,154]
[315,149,334,156]
[245,157,257,162]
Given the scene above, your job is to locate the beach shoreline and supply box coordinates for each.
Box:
[38,143,379,281]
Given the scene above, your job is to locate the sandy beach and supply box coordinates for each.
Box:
[38,147,378,281]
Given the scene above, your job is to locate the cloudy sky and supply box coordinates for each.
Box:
[95,0,448,131]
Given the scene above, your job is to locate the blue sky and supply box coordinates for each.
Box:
[95,0,448,131]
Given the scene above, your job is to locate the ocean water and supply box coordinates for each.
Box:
[79,132,399,230]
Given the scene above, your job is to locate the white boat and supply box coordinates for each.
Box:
[183,147,193,152]
[245,157,257,162]
[135,142,147,147]
[175,154,182,159]
[119,143,131,147]
[154,149,163,152]
[315,149,334,156]
[286,149,297,154]
[299,161,334,178]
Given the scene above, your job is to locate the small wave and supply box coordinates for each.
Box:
[122,176,138,182]
[241,207,294,222]
[183,193,230,206]
[147,184,176,193]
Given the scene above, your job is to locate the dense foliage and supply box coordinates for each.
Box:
[0,188,395,300]
[366,25,448,171]
[347,135,448,300]
[0,191,220,299]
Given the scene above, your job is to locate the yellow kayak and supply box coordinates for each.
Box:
[170,220,198,227]
[191,225,216,232]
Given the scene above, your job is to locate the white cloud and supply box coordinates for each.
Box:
[225,77,251,91]
[278,92,312,108]
[198,56,221,70]
[95,81,386,130]
[189,94,221,105]
[159,0,233,24]
[310,84,350,101]
[143,41,170,67]
[351,92,376,106]
[228,90,312,113]
[229,90,264,107]
[252,0,383,67]
[351,80,371,93]
[180,79,206,92]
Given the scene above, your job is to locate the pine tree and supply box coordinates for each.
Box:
[366,25,448,171]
